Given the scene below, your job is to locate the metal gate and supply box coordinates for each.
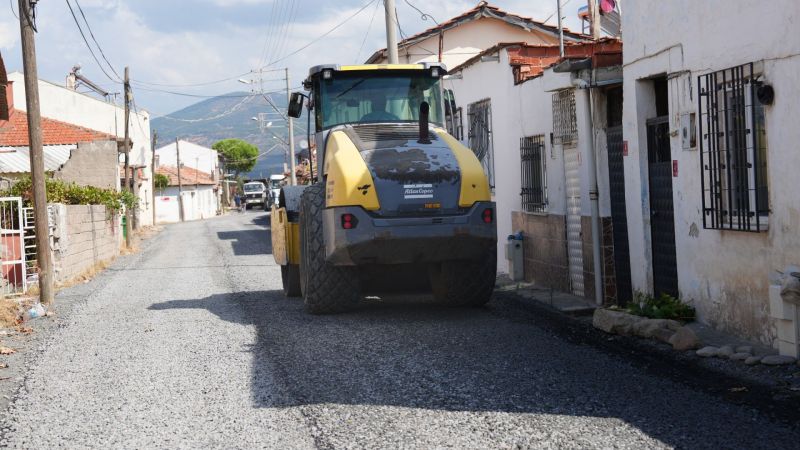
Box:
[0,197,27,295]
[606,125,632,304]
[564,144,584,297]
[647,117,678,298]
[467,99,495,189]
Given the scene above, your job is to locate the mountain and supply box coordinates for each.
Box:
[151,92,306,179]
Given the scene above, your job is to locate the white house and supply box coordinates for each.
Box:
[155,140,220,180]
[446,39,624,306]
[154,166,218,224]
[621,1,800,347]
[366,1,585,70]
[8,72,154,227]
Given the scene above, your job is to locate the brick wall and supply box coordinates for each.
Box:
[51,204,120,283]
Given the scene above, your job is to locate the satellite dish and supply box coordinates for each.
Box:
[300,140,309,149]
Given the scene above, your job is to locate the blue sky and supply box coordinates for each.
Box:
[1,0,583,116]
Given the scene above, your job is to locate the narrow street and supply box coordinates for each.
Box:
[1,211,798,449]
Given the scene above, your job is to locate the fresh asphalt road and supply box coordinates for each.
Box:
[2,211,799,449]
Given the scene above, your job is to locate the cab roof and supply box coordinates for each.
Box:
[307,62,448,78]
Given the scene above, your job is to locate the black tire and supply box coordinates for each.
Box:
[299,183,360,314]
[431,249,497,306]
[281,264,301,297]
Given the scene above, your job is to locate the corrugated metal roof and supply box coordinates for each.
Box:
[0,144,75,173]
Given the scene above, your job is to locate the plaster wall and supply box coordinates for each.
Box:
[622,0,800,344]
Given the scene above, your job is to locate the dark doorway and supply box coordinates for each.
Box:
[605,87,631,305]
[646,115,678,298]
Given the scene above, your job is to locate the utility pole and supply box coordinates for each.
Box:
[384,0,399,64]
[590,0,601,40]
[122,66,132,248]
[175,138,184,222]
[285,68,297,185]
[17,0,54,305]
[557,0,565,57]
[151,130,157,226]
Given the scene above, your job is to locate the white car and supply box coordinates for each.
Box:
[242,181,268,209]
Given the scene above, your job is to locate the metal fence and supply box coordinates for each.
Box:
[520,135,547,213]
[0,197,27,296]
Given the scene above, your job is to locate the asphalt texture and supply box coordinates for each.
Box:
[2,210,799,449]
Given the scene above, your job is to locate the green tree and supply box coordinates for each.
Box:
[154,173,170,193]
[212,138,258,178]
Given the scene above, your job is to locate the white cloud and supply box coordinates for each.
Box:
[0,20,19,50]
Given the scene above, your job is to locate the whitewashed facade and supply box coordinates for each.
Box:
[622,1,800,345]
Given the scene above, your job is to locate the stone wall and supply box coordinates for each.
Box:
[54,140,119,190]
[50,204,120,283]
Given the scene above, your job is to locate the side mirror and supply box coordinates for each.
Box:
[288,92,304,118]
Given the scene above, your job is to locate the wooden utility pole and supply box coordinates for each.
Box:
[590,0,601,40]
[285,68,296,185]
[122,66,132,248]
[151,130,157,226]
[557,0,565,57]
[175,138,184,222]
[17,0,54,304]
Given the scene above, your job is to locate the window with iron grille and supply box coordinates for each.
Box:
[468,98,495,188]
[552,89,578,145]
[520,135,547,213]
[698,62,769,232]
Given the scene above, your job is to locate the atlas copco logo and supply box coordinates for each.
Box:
[403,184,434,199]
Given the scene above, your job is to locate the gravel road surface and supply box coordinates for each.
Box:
[1,211,798,449]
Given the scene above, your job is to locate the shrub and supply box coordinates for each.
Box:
[0,175,137,215]
[627,291,696,321]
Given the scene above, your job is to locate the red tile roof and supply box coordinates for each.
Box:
[365,1,588,63]
[0,109,116,146]
[156,165,215,186]
[451,38,622,84]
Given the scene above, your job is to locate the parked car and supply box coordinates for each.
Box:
[242,181,268,209]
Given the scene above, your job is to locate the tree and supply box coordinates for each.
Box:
[154,173,170,193]
[212,138,258,178]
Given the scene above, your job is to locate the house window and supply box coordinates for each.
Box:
[520,135,547,213]
[467,98,494,189]
[552,89,578,145]
[698,62,769,232]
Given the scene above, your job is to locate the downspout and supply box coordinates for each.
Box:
[573,77,604,305]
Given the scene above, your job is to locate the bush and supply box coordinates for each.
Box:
[154,173,170,192]
[627,291,696,321]
[0,175,137,215]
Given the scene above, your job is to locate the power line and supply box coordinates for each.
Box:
[257,0,281,68]
[64,0,119,83]
[544,0,574,24]
[73,0,122,81]
[267,0,377,67]
[8,0,17,19]
[404,0,438,25]
[355,0,382,63]
[271,0,300,64]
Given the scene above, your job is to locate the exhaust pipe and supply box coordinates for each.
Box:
[418,101,431,144]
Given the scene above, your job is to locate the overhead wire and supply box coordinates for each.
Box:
[267,0,377,67]
[64,0,120,83]
[156,95,257,123]
[8,0,18,19]
[73,0,122,81]
[543,0,574,24]
[257,0,281,68]
[355,0,382,63]
[271,0,300,65]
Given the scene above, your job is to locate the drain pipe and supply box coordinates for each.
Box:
[572,77,604,305]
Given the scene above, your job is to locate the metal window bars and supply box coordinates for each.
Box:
[698,62,769,232]
[552,89,578,146]
[520,135,547,213]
